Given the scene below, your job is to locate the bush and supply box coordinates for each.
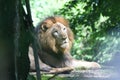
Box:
[55,0,120,63]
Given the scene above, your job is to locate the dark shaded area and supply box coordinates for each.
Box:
[0,0,16,80]
[0,0,30,80]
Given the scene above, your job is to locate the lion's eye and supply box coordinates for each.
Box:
[53,31,58,36]
[63,28,66,31]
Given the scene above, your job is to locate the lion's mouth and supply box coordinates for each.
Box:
[60,40,69,48]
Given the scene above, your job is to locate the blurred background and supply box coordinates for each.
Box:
[30,0,120,67]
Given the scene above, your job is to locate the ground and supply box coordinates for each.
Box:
[28,66,120,80]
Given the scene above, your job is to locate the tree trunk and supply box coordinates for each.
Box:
[0,0,30,80]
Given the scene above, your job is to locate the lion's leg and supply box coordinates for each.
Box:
[29,46,52,72]
[42,67,74,74]
[63,53,101,69]
[71,59,101,69]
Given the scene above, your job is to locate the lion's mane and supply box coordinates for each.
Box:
[37,16,74,54]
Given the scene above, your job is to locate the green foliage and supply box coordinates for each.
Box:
[55,0,120,63]
[27,74,69,80]
[27,75,36,80]
[94,27,120,63]
[30,0,69,26]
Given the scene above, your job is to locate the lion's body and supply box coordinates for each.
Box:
[30,16,100,71]
[36,16,74,67]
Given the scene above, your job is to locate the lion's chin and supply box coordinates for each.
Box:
[60,43,69,49]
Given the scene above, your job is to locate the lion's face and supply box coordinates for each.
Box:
[51,22,69,49]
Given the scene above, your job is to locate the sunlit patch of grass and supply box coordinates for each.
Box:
[27,74,68,80]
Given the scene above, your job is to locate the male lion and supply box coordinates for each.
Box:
[29,16,100,72]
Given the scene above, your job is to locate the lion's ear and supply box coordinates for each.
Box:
[41,24,48,32]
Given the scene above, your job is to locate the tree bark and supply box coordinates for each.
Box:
[0,0,30,80]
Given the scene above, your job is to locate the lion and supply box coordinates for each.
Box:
[29,16,100,72]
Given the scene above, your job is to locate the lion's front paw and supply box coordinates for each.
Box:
[90,62,101,68]
[71,60,101,69]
